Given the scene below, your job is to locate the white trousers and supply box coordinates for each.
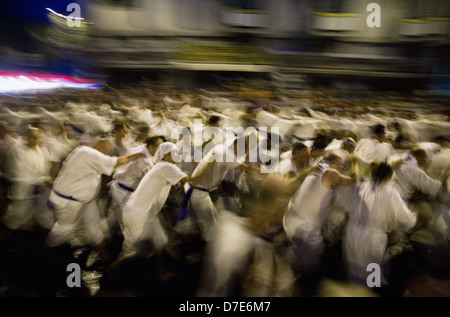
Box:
[45,191,104,247]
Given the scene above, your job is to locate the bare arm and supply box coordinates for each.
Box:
[323,169,357,189]
[115,153,146,167]
[285,165,319,196]
[189,160,215,186]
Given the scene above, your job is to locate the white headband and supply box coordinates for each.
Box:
[153,142,179,164]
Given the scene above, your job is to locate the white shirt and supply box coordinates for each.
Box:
[113,145,154,189]
[392,158,442,201]
[6,143,53,199]
[283,167,333,239]
[124,161,187,222]
[52,145,118,203]
[344,181,417,282]
[355,138,394,163]
[191,143,242,192]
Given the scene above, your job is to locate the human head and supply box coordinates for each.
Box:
[153,142,179,164]
[410,147,429,170]
[112,120,130,139]
[23,126,41,149]
[207,115,222,128]
[145,135,166,156]
[92,138,113,155]
[371,162,393,184]
[292,142,311,166]
[133,123,150,142]
[310,136,328,159]
[322,153,344,171]
[341,137,356,154]
[373,124,386,142]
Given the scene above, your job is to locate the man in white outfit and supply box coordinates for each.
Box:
[391,147,443,228]
[105,135,165,237]
[355,124,395,166]
[283,153,357,295]
[277,141,312,179]
[3,126,55,231]
[176,136,250,242]
[120,142,189,259]
[45,138,144,254]
[343,162,418,287]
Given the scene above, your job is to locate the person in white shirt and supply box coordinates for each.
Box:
[391,147,443,230]
[3,126,55,231]
[109,120,130,157]
[120,142,189,259]
[343,162,418,287]
[392,147,442,202]
[105,135,165,238]
[355,124,395,166]
[278,141,312,179]
[283,153,357,295]
[176,136,250,243]
[44,138,144,254]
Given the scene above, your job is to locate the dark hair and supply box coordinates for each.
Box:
[145,135,166,147]
[371,162,393,184]
[410,147,427,161]
[112,120,129,132]
[135,123,150,135]
[208,115,222,126]
[322,153,342,165]
[292,142,307,153]
[312,136,328,151]
[373,124,385,136]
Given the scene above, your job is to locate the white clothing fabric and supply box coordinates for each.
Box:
[181,142,243,241]
[282,167,333,274]
[121,161,187,255]
[392,158,442,201]
[106,145,154,234]
[3,143,54,230]
[283,167,333,239]
[46,145,118,247]
[355,138,394,163]
[191,143,242,194]
[343,181,417,285]
[52,145,118,203]
[46,193,104,247]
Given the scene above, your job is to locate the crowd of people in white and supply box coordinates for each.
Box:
[0,86,448,297]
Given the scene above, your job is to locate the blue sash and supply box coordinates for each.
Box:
[175,184,209,224]
[52,189,79,202]
[118,182,135,192]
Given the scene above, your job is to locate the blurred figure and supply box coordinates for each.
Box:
[310,135,329,162]
[196,172,302,297]
[0,122,15,220]
[355,124,395,166]
[283,153,357,296]
[3,126,55,231]
[105,135,165,238]
[176,136,250,243]
[110,120,130,157]
[116,142,190,275]
[343,162,418,287]
[391,147,443,229]
[127,123,150,148]
[278,141,312,179]
[45,138,144,257]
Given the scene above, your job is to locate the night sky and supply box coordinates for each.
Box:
[0,0,85,48]
[0,1,84,23]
